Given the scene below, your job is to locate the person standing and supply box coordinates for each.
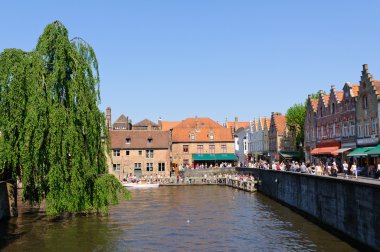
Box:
[351,162,357,179]
[342,161,349,178]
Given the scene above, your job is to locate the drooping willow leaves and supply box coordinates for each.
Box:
[0,21,129,216]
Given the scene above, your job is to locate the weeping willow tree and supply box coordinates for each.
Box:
[0,21,129,216]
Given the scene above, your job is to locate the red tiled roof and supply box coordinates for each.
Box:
[110,130,169,149]
[172,117,233,142]
[323,94,330,107]
[310,98,318,112]
[272,114,286,135]
[373,80,380,95]
[335,91,344,102]
[226,122,250,129]
[351,84,360,97]
[160,121,180,131]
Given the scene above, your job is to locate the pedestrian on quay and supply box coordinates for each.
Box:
[342,161,349,178]
[351,162,357,179]
[377,164,380,180]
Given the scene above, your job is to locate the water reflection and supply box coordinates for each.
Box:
[1,186,356,251]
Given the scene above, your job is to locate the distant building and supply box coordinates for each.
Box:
[109,130,170,179]
[251,117,270,161]
[171,117,236,167]
[269,112,297,162]
[225,117,250,138]
[234,127,249,165]
[106,107,170,179]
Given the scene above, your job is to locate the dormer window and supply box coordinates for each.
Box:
[190,133,195,140]
[125,138,131,144]
[209,133,214,140]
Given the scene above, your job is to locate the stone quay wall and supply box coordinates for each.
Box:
[237,168,380,251]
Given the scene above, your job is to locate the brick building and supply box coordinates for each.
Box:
[106,107,170,179]
[171,117,236,167]
[109,130,170,179]
[356,64,380,148]
[268,112,297,162]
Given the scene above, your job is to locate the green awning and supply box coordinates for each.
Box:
[279,151,300,159]
[192,153,237,161]
[347,147,374,157]
[366,145,380,157]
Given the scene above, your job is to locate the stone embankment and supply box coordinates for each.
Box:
[237,167,380,251]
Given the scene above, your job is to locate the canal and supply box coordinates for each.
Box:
[1,186,356,251]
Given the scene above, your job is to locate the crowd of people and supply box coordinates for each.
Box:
[253,159,380,179]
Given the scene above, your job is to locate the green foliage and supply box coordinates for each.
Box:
[285,103,306,145]
[0,21,129,215]
[309,92,320,99]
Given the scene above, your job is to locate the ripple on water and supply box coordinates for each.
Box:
[1,186,357,252]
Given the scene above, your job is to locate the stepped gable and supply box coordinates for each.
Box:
[110,130,169,149]
[272,113,286,136]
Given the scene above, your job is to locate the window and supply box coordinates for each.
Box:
[158,163,165,172]
[146,163,153,172]
[125,138,131,144]
[321,126,324,138]
[209,134,214,140]
[331,103,335,114]
[113,149,120,156]
[332,123,336,138]
[146,150,154,158]
[126,150,130,156]
[183,159,189,165]
[365,122,370,137]
[221,144,227,153]
[190,133,195,140]
[316,127,319,140]
[209,144,215,154]
[134,163,141,170]
[197,145,203,153]
[148,138,153,143]
[371,118,378,135]
[357,124,363,137]
[183,145,189,153]
[139,150,142,156]
[113,164,120,171]
[350,121,355,136]
[363,96,368,109]
[320,106,323,117]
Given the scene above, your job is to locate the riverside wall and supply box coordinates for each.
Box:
[237,168,380,251]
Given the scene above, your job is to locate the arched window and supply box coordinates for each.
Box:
[363,96,368,109]
[331,103,335,114]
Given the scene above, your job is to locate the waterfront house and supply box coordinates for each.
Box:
[234,127,249,165]
[252,117,270,162]
[171,117,236,168]
[269,112,297,162]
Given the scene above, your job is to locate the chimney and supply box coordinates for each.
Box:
[234,117,238,130]
[195,116,198,130]
[106,106,111,131]
[331,85,336,92]
[363,64,368,71]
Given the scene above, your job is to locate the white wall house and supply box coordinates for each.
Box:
[252,117,270,161]
[234,127,249,165]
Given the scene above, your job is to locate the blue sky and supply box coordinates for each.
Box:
[2,1,380,124]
